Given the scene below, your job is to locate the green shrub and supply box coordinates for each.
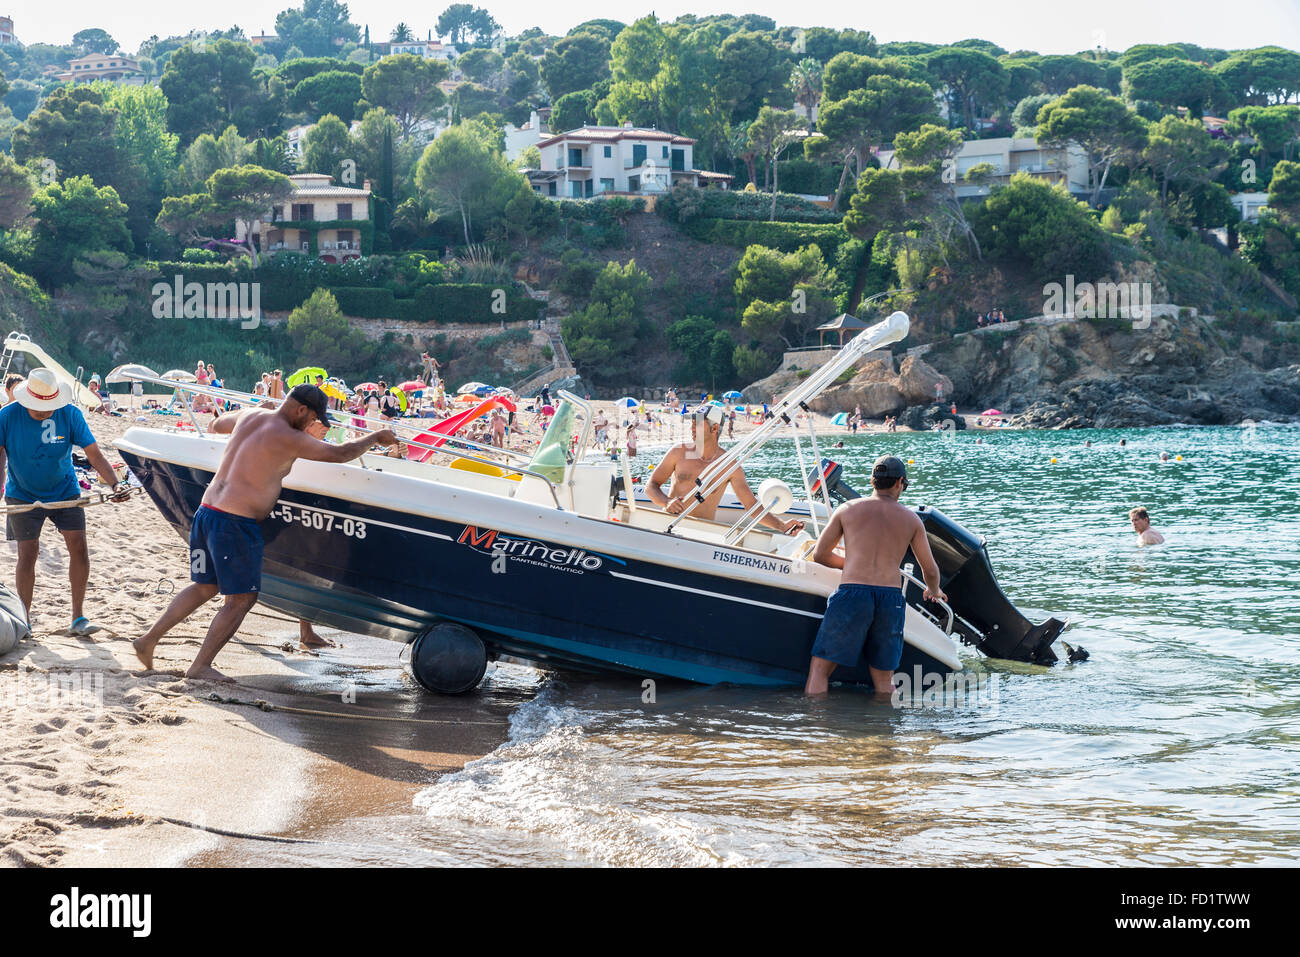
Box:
[682,218,851,261]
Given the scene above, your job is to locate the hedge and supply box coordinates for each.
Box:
[329,283,539,323]
[147,260,539,323]
[660,188,841,224]
[682,218,851,261]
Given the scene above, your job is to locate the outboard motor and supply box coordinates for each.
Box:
[807,458,860,505]
[904,506,1065,665]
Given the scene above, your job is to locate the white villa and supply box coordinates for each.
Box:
[524,123,732,198]
[236,174,372,262]
[876,137,1091,199]
[388,38,457,63]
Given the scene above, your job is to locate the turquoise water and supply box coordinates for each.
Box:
[253,425,1300,865]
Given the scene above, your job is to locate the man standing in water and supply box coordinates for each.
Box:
[646,403,804,534]
[804,456,946,695]
[134,385,398,680]
[1130,507,1165,545]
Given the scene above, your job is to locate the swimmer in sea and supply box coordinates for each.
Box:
[1130,506,1165,546]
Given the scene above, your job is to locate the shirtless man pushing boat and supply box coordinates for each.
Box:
[804,455,946,696]
[133,385,398,680]
[646,402,804,535]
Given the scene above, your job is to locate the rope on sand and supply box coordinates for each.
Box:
[200,691,503,727]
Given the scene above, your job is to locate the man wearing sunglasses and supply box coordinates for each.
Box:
[646,402,804,535]
[804,455,946,696]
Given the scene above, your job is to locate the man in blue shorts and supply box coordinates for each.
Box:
[133,385,398,681]
[804,456,947,695]
[0,369,129,634]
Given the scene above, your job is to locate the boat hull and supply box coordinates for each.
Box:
[119,448,958,688]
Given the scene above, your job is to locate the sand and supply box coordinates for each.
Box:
[0,409,511,867]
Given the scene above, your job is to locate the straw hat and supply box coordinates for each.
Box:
[13,368,73,412]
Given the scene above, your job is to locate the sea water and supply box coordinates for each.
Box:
[253,424,1300,865]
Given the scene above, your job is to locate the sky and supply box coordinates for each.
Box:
[8,0,1300,55]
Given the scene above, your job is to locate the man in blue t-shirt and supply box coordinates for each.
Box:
[0,368,128,635]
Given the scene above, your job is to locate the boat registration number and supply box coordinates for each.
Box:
[269,504,368,539]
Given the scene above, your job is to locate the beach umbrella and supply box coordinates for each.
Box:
[160,369,198,382]
[355,382,379,393]
[981,408,1003,416]
[398,380,426,393]
[287,366,328,388]
[389,387,408,412]
[618,397,638,408]
[458,381,489,394]
[831,412,849,426]
[722,390,743,401]
[541,404,555,415]
[106,363,159,384]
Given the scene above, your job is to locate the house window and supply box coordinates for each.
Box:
[603,146,611,158]
[568,147,583,167]
[570,181,582,198]
[671,148,685,172]
[662,145,669,158]
[548,182,557,196]
[584,179,593,197]
[337,230,355,249]
[337,203,353,220]
[632,144,646,167]
[599,178,614,193]
[271,206,283,222]
[292,203,314,221]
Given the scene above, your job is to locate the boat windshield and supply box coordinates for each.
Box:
[528,398,580,484]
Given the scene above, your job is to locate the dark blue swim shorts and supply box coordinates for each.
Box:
[810,583,906,671]
[189,504,263,595]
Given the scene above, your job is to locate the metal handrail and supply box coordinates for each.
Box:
[900,568,954,634]
[111,372,565,509]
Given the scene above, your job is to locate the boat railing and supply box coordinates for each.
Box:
[666,311,910,534]
[900,567,954,635]
[110,371,566,510]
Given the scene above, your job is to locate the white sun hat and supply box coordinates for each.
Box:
[13,368,73,412]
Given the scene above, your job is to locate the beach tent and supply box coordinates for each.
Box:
[320,379,348,402]
[287,366,328,388]
[816,313,870,348]
[831,412,849,426]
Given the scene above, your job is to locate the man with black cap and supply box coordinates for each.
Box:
[804,454,946,695]
[133,385,399,681]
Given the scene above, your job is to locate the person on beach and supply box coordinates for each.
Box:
[1130,507,1165,546]
[0,369,130,634]
[268,370,285,400]
[646,403,804,534]
[199,403,341,650]
[3,374,23,404]
[593,409,608,447]
[625,423,638,458]
[804,456,946,696]
[133,385,399,680]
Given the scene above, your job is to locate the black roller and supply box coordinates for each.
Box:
[410,622,487,694]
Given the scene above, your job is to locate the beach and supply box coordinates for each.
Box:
[0,410,516,866]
